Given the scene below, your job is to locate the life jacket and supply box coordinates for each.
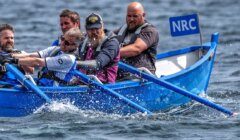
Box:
[0,50,22,87]
[117,22,149,46]
[77,31,120,83]
[51,34,64,47]
[38,47,77,86]
[117,22,156,73]
[51,39,60,47]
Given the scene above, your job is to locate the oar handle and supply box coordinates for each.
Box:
[74,70,152,115]
[6,64,51,103]
[118,62,234,116]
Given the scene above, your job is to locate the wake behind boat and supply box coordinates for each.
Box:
[0,33,222,117]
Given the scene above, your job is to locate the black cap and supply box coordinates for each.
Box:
[85,13,103,30]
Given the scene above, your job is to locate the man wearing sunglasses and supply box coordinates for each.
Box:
[12,28,83,86]
[76,13,120,83]
[51,9,81,47]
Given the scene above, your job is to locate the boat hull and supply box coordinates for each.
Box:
[0,34,218,117]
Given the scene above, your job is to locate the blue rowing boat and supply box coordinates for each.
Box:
[0,33,222,117]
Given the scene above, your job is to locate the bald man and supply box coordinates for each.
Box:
[115,2,159,80]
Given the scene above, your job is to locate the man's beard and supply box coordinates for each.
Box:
[0,43,14,53]
[89,36,102,48]
[127,23,141,32]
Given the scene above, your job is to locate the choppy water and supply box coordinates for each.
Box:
[0,0,240,139]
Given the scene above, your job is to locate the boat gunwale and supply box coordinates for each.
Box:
[0,43,215,93]
[160,44,215,80]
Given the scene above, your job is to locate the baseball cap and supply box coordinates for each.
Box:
[85,13,103,30]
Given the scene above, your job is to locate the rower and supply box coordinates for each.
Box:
[0,24,34,88]
[76,13,120,83]
[51,9,81,47]
[12,28,83,86]
[114,2,159,80]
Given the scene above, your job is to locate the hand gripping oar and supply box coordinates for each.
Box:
[73,70,152,115]
[5,64,51,103]
[118,62,234,116]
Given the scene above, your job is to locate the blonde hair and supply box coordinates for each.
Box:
[64,28,83,40]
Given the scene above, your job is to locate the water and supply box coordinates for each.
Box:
[0,0,240,139]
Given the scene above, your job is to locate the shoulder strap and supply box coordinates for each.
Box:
[129,23,150,44]
[49,47,61,57]
[117,23,150,45]
[118,23,150,36]
[96,36,108,52]
[80,35,111,56]
[78,37,89,60]
[80,37,89,53]
[135,22,150,34]
[117,24,128,36]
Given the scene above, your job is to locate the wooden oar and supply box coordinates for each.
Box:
[73,70,152,115]
[118,62,234,116]
[5,64,51,103]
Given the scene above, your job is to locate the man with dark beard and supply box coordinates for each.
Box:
[77,13,120,83]
[0,24,16,53]
[0,24,33,87]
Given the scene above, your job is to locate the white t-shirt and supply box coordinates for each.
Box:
[38,46,76,79]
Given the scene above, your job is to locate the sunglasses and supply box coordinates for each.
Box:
[61,36,79,46]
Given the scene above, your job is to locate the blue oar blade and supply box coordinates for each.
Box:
[118,62,233,116]
[74,70,152,115]
[6,64,51,103]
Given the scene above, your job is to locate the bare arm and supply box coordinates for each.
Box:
[18,57,46,67]
[12,52,39,58]
[10,52,38,74]
[120,38,148,58]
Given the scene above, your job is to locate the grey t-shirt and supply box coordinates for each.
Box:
[38,46,76,79]
[115,22,159,72]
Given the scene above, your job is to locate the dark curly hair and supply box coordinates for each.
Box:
[0,24,14,34]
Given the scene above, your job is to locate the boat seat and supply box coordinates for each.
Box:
[25,74,37,85]
[87,75,103,84]
[116,67,154,83]
[137,67,154,75]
